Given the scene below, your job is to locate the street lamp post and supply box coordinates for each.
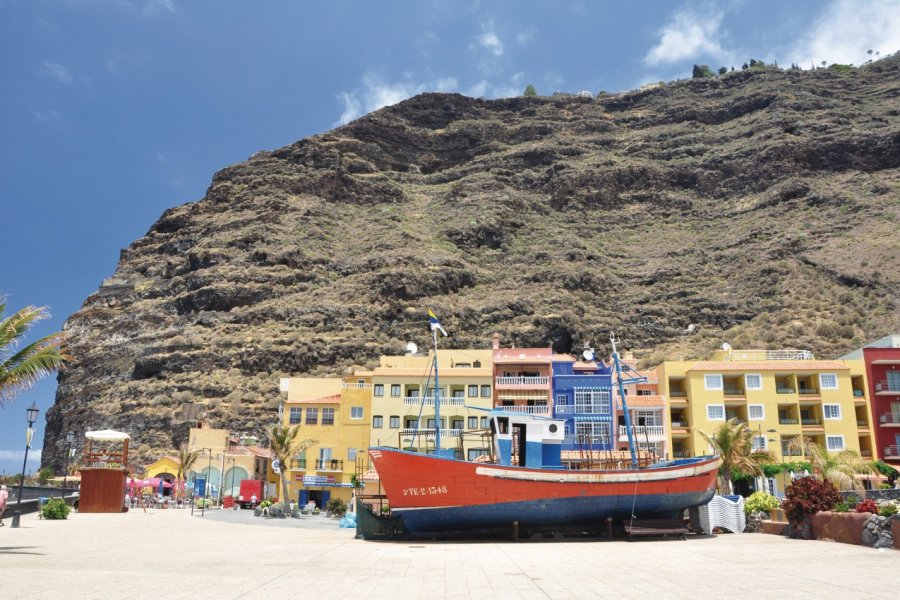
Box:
[227,457,236,508]
[219,451,227,506]
[11,403,40,528]
[61,431,75,499]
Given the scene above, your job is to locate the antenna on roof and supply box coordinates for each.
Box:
[582,348,595,361]
[405,342,418,355]
[722,342,732,352]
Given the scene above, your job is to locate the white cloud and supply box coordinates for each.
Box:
[644,6,727,66]
[788,0,900,67]
[40,61,73,83]
[516,29,535,45]
[466,73,524,99]
[478,19,504,57]
[141,0,176,17]
[335,74,459,125]
[0,449,42,462]
[34,109,62,123]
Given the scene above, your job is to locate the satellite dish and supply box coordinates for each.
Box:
[405,342,418,355]
[722,342,732,352]
[582,349,595,361]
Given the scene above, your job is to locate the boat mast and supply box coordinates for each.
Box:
[432,324,441,453]
[611,333,639,469]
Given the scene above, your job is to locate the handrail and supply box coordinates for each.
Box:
[495,376,549,386]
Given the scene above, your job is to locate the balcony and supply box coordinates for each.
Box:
[723,388,745,397]
[857,420,869,428]
[801,418,822,427]
[618,425,666,442]
[670,421,689,428]
[884,445,900,458]
[495,376,550,388]
[315,459,344,472]
[776,387,796,395]
[798,388,819,396]
[498,404,551,415]
[289,459,307,470]
[669,390,687,397]
[779,418,800,425]
[617,394,665,408]
[879,413,900,426]
[729,349,814,361]
[563,434,610,447]
[875,381,900,395]
[403,396,466,406]
[399,428,463,439]
[342,382,371,389]
[781,447,804,457]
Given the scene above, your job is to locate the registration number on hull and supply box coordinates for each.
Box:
[402,485,448,497]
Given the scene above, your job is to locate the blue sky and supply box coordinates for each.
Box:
[1,0,898,476]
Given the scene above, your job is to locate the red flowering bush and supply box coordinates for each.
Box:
[854,498,878,514]
[783,477,841,523]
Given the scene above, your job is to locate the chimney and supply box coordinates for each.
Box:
[492,333,500,350]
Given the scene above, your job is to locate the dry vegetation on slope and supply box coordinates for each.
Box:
[44,57,899,468]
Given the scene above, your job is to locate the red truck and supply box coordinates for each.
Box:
[238,479,265,509]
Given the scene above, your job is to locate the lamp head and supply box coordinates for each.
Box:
[26,402,39,426]
[66,431,75,444]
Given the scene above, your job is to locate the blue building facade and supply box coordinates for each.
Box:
[551,359,614,451]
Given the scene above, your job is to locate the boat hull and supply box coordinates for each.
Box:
[368,448,720,535]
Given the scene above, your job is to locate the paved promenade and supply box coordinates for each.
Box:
[2,507,897,599]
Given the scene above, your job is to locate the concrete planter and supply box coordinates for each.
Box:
[810,511,870,545]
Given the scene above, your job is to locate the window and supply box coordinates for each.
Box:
[451,418,464,430]
[319,447,332,461]
[468,448,490,461]
[350,406,363,419]
[704,374,723,391]
[372,415,383,428]
[574,389,611,414]
[426,418,445,429]
[348,448,357,462]
[452,389,465,398]
[637,390,653,396]
[556,394,568,405]
[752,436,767,451]
[390,384,401,397]
[748,404,764,420]
[481,385,491,397]
[819,373,838,390]
[468,385,478,397]
[407,388,420,398]
[826,435,845,451]
[405,418,418,429]
[707,404,725,420]
[745,374,762,391]
[289,407,302,424]
[823,404,841,420]
[322,408,335,425]
[467,416,478,429]
[305,407,318,425]
[480,417,489,428]
[373,384,384,397]
[575,421,611,445]
[389,415,400,428]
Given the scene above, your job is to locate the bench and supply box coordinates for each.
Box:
[623,518,688,540]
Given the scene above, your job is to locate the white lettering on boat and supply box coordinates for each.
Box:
[402,485,448,497]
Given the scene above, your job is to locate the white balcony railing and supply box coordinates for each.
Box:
[403,396,466,406]
[496,405,551,415]
[618,425,665,441]
[556,404,611,415]
[727,349,814,361]
[884,445,900,457]
[875,381,900,393]
[399,428,462,439]
[879,413,900,425]
[495,376,549,386]
[563,434,610,446]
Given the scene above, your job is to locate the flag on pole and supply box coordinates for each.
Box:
[427,309,448,336]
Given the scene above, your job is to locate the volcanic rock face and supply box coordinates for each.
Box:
[43,59,899,468]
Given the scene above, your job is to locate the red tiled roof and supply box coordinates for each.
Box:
[297,394,341,404]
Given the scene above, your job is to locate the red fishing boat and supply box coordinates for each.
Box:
[363,320,720,537]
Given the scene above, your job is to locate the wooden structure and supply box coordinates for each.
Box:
[78,430,129,513]
[624,517,689,540]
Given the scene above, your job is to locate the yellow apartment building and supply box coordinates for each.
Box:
[657,348,874,492]
[370,348,495,461]
[184,425,274,499]
[279,373,373,507]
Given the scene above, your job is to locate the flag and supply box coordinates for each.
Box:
[427,309,448,336]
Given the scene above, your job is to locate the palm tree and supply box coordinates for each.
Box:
[0,301,67,406]
[788,437,873,493]
[699,417,774,494]
[269,423,316,514]
[176,446,200,499]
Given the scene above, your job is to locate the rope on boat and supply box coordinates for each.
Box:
[629,476,639,525]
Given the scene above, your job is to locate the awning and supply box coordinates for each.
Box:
[85,429,130,441]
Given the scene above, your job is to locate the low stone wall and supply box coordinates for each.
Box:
[840,489,900,502]
[810,511,870,545]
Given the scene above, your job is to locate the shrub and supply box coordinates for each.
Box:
[833,502,850,513]
[744,491,781,514]
[844,494,860,506]
[41,498,71,520]
[783,477,841,522]
[259,499,273,509]
[878,502,898,517]
[692,64,715,79]
[855,498,878,514]
[325,497,347,516]
[523,84,537,97]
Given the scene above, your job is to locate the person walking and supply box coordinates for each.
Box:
[0,484,8,526]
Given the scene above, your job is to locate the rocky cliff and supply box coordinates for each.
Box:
[43,58,899,469]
